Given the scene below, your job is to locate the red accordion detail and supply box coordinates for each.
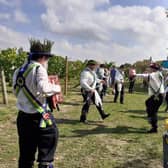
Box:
[48,75,63,109]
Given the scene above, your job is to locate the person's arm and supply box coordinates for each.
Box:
[36,65,61,96]
[136,73,149,78]
[80,71,94,91]
[12,69,19,96]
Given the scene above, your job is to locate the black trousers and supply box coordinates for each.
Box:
[81,91,105,120]
[128,77,135,93]
[145,94,163,129]
[17,111,59,168]
[114,83,124,103]
[165,92,168,111]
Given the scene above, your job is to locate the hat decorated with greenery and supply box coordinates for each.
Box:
[29,38,54,57]
[149,63,160,70]
[87,60,98,66]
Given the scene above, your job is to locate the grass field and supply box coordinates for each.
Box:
[0,83,167,168]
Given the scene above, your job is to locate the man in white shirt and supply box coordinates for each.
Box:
[113,65,125,104]
[96,64,107,100]
[80,60,110,123]
[13,39,61,168]
[136,63,164,133]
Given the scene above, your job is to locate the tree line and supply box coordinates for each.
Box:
[0,47,161,85]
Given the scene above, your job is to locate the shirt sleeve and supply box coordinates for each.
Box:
[36,65,61,96]
[80,71,93,91]
[12,69,19,96]
[136,73,149,78]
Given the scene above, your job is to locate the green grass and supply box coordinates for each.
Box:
[0,85,167,168]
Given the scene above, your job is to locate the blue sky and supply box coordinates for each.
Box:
[0,0,168,64]
[110,0,168,8]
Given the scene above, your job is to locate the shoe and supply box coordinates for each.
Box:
[80,115,88,123]
[147,128,157,133]
[120,102,124,104]
[80,119,88,123]
[102,113,110,120]
[80,115,87,123]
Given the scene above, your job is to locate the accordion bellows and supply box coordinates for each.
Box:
[48,75,63,109]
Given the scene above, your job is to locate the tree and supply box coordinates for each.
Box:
[0,48,27,85]
[48,55,66,78]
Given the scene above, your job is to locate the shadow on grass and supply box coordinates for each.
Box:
[56,118,79,125]
[103,100,113,103]
[120,110,145,114]
[115,158,149,168]
[56,118,105,127]
[70,125,146,137]
[122,109,166,115]
[61,101,82,106]
[129,114,166,121]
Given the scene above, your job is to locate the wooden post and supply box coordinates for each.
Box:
[1,70,8,105]
[64,56,68,95]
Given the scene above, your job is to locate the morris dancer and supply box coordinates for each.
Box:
[80,60,110,123]
[136,63,164,133]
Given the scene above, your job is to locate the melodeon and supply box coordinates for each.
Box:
[48,75,63,111]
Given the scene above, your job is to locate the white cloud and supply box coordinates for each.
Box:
[0,25,28,50]
[14,10,30,23]
[41,0,168,64]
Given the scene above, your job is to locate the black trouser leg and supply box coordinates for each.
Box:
[114,83,118,102]
[81,88,87,102]
[95,104,110,120]
[17,112,39,168]
[100,91,104,101]
[102,81,107,96]
[145,94,163,129]
[17,111,58,168]
[165,92,168,112]
[80,92,92,122]
[37,117,58,164]
[120,84,124,104]
[129,81,134,93]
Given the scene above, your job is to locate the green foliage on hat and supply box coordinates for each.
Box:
[87,60,98,65]
[29,39,54,53]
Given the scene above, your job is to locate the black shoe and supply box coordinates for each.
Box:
[38,163,53,168]
[80,119,88,123]
[102,113,110,120]
[147,128,157,133]
[80,115,88,123]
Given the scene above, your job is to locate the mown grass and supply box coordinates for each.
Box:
[0,83,167,168]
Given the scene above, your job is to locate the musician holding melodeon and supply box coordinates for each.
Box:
[13,39,61,168]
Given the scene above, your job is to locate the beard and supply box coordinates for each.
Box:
[42,61,48,70]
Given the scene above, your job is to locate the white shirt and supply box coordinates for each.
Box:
[115,69,124,83]
[96,67,105,79]
[13,61,61,114]
[80,67,100,91]
[136,71,164,96]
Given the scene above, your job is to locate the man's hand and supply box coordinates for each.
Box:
[90,89,95,93]
[100,80,105,84]
[42,112,52,126]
